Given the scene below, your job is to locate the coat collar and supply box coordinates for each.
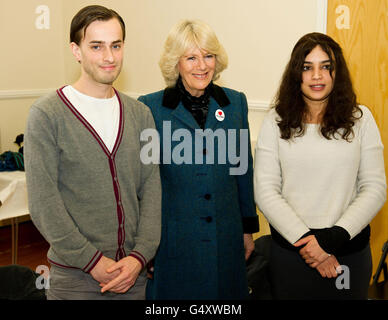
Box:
[161,81,230,110]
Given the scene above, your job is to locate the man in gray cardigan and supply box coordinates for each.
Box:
[24,5,161,299]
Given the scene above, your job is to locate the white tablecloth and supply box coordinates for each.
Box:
[0,171,29,221]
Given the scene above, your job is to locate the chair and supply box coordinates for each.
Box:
[246,235,272,299]
[368,240,388,300]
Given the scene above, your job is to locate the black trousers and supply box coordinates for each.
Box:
[269,239,372,300]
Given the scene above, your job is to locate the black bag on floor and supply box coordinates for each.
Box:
[0,134,24,171]
[0,265,46,300]
[0,151,24,171]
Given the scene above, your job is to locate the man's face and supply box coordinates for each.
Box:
[72,18,124,86]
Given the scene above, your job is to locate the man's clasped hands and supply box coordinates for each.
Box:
[90,256,142,294]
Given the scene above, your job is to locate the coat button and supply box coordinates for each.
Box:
[204,194,211,200]
[206,216,212,223]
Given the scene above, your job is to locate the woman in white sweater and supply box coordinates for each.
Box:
[254,33,386,299]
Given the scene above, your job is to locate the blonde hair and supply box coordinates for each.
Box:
[159,19,228,87]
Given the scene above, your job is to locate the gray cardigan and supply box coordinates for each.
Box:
[25,87,161,272]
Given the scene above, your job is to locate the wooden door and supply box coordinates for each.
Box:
[327,0,388,282]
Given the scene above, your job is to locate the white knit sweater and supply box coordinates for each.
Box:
[254,105,386,244]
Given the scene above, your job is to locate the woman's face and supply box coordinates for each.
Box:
[301,45,335,105]
[177,47,216,97]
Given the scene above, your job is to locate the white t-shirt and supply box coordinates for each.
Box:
[254,105,386,244]
[62,85,119,152]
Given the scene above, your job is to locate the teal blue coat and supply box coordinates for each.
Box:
[138,83,258,299]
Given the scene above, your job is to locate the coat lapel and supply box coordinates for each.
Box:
[162,82,231,131]
[171,102,201,130]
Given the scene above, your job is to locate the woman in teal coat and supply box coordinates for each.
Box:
[138,19,259,300]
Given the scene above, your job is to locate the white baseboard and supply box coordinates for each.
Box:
[128,92,270,112]
[0,89,55,100]
[0,89,270,111]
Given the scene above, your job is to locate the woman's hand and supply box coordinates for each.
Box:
[316,255,341,278]
[294,235,342,278]
[243,233,255,260]
[294,235,330,268]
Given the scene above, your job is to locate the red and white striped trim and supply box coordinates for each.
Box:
[129,250,147,269]
[47,250,103,273]
[56,86,127,263]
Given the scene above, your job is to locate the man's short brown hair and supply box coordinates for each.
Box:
[70,5,126,45]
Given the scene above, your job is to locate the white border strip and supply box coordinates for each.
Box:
[0,89,55,100]
[0,89,271,111]
[1,0,327,108]
[127,92,270,111]
[246,100,271,112]
[316,0,328,33]
[1,2,328,106]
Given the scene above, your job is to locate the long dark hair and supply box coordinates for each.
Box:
[274,32,361,141]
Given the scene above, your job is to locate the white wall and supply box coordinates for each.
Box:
[0,0,327,152]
